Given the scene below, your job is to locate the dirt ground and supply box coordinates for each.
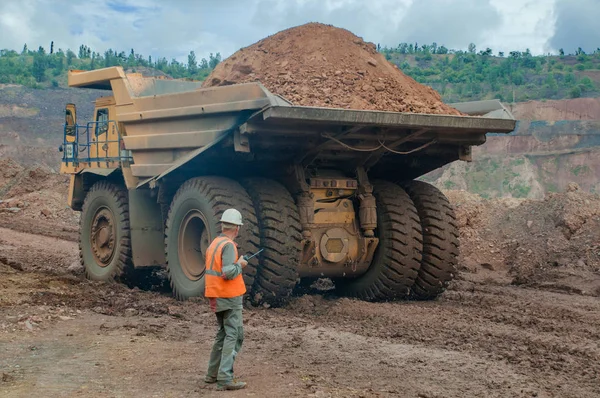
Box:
[1,222,600,398]
[448,186,600,296]
[2,158,600,397]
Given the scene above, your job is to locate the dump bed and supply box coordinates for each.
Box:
[68,67,516,185]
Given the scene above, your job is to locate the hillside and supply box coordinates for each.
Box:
[0,84,100,169]
[424,98,600,197]
[385,47,600,103]
[2,42,600,104]
[1,40,599,197]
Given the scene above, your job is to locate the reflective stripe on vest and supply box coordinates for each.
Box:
[206,238,231,274]
[205,269,223,277]
[204,236,246,298]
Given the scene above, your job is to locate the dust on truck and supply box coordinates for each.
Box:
[60,66,515,305]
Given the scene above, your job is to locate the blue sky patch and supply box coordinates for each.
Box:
[69,25,83,36]
[107,2,140,13]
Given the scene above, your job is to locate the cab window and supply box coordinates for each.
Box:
[95,108,109,136]
[65,109,75,136]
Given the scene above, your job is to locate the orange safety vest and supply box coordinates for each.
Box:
[204,236,246,298]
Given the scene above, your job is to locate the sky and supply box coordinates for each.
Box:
[0,0,598,63]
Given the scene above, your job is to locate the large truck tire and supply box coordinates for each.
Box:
[242,178,302,307]
[79,181,133,282]
[165,177,260,301]
[335,181,423,301]
[402,180,459,299]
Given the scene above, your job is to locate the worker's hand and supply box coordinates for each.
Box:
[237,256,248,268]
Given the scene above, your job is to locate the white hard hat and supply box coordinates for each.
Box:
[220,208,243,226]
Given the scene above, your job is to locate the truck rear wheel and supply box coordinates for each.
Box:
[79,181,132,282]
[242,178,301,306]
[402,181,459,299]
[165,177,260,300]
[335,181,422,301]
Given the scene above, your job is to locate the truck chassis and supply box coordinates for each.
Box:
[60,67,515,306]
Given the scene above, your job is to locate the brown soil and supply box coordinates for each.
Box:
[510,97,600,121]
[0,158,23,193]
[447,185,600,295]
[202,23,462,115]
[0,159,76,238]
[1,227,600,397]
[2,158,600,396]
[0,144,60,170]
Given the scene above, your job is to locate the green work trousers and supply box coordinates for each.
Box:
[206,308,244,382]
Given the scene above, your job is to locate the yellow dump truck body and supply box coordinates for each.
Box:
[60,66,516,305]
[62,66,514,186]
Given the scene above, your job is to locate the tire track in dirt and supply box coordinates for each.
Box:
[2,226,600,397]
[282,288,600,397]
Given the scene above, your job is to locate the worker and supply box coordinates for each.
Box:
[204,208,249,391]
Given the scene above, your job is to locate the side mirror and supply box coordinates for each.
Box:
[65,103,77,136]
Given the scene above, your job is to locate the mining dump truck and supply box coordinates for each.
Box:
[60,66,515,306]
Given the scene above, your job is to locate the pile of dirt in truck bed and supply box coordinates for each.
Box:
[447,184,600,295]
[203,23,462,115]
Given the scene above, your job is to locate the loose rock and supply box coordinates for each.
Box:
[203,23,462,115]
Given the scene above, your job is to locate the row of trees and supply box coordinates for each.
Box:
[1,41,599,103]
[0,42,222,87]
[379,42,600,58]
[381,43,600,102]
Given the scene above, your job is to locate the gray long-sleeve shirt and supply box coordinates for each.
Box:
[208,235,244,313]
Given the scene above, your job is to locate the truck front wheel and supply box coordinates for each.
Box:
[79,181,132,282]
[165,177,260,301]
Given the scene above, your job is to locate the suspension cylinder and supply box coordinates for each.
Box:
[358,193,377,237]
[296,192,314,239]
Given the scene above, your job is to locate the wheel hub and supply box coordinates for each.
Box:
[97,227,110,246]
[178,210,209,281]
[90,207,116,266]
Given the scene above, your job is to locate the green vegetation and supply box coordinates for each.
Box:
[547,183,559,193]
[571,165,591,176]
[438,156,541,198]
[381,42,600,102]
[511,184,532,198]
[444,180,457,189]
[1,41,600,103]
[0,42,220,88]
[510,158,526,167]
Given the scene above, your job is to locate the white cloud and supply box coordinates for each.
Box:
[0,0,566,62]
[0,0,229,61]
[550,0,600,53]
[486,0,556,55]
[387,0,502,50]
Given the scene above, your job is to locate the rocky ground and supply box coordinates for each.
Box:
[1,226,600,398]
[1,160,600,397]
[448,185,600,296]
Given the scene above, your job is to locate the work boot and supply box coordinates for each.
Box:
[216,381,247,391]
[204,376,217,384]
